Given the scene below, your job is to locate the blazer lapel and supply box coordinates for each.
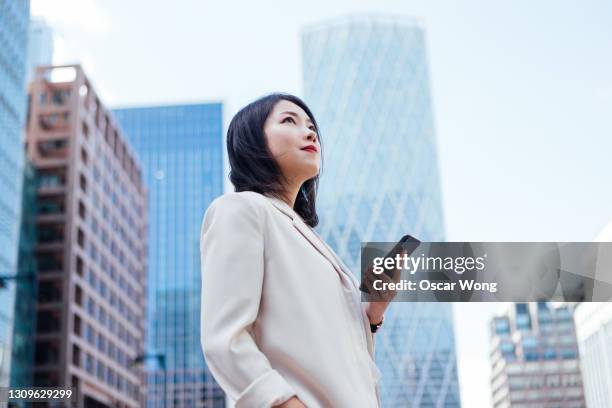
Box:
[264,195,375,357]
[264,195,351,281]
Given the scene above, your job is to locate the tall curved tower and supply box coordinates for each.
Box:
[302,15,461,407]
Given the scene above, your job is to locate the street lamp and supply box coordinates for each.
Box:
[131,353,166,408]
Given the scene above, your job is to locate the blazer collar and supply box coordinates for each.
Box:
[263,194,375,357]
[263,194,355,283]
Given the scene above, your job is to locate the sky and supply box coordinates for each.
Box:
[30,0,612,406]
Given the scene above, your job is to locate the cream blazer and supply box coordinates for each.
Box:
[200,191,381,408]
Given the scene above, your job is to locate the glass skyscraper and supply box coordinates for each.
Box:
[113,104,225,407]
[0,0,29,388]
[302,15,461,406]
[26,17,54,84]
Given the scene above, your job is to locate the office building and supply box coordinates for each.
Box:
[490,302,585,408]
[113,103,225,407]
[302,15,460,407]
[26,17,54,84]
[574,302,612,408]
[26,64,147,407]
[0,0,30,389]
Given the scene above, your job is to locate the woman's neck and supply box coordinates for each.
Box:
[279,180,302,209]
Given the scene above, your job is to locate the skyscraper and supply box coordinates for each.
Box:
[26,65,148,406]
[302,14,460,407]
[574,302,612,408]
[113,103,225,407]
[26,17,54,84]
[490,302,585,407]
[0,0,30,389]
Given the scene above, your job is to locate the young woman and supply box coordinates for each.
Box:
[200,93,397,408]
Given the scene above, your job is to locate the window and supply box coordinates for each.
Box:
[560,349,577,359]
[543,349,557,360]
[86,353,94,374]
[76,256,84,277]
[86,323,95,345]
[35,340,60,364]
[97,333,106,353]
[80,173,87,193]
[81,147,88,165]
[97,360,105,380]
[73,314,82,336]
[72,344,81,367]
[75,284,83,306]
[87,296,95,316]
[37,310,61,333]
[82,121,89,139]
[77,228,85,248]
[51,89,70,105]
[78,200,86,220]
[39,279,62,302]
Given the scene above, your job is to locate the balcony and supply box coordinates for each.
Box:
[38,167,67,194]
[37,194,66,223]
[37,138,69,161]
[37,222,65,250]
[39,112,71,131]
[36,250,64,274]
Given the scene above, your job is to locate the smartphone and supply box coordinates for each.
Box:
[359,234,421,293]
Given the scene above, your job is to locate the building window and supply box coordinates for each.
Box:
[72,344,81,367]
[86,353,94,374]
[74,314,82,336]
[51,89,70,105]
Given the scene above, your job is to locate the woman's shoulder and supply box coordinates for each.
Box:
[204,191,269,220]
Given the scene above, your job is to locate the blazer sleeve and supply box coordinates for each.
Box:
[200,194,297,407]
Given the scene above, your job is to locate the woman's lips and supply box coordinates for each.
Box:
[301,146,318,153]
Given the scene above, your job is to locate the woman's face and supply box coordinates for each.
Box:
[264,99,321,185]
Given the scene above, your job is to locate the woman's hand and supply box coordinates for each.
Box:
[362,249,407,325]
[273,396,307,408]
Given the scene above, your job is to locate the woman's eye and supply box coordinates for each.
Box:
[282,117,295,124]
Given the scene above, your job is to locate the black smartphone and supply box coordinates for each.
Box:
[359,234,421,293]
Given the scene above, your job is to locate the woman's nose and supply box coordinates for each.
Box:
[306,129,317,142]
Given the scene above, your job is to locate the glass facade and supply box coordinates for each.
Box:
[26,17,54,84]
[113,103,225,407]
[9,161,37,396]
[302,15,461,407]
[0,0,29,389]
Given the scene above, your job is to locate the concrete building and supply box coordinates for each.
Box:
[490,302,585,408]
[574,302,612,408]
[25,65,147,407]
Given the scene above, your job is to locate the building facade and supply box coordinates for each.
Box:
[0,0,30,389]
[490,302,585,408]
[26,65,148,407]
[9,161,38,394]
[302,15,460,407]
[113,103,225,407]
[573,302,612,408]
[26,17,54,84]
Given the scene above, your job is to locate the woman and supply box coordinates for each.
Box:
[200,93,397,408]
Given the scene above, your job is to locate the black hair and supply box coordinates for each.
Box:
[226,93,322,227]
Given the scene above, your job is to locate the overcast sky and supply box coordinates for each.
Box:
[31,0,612,406]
